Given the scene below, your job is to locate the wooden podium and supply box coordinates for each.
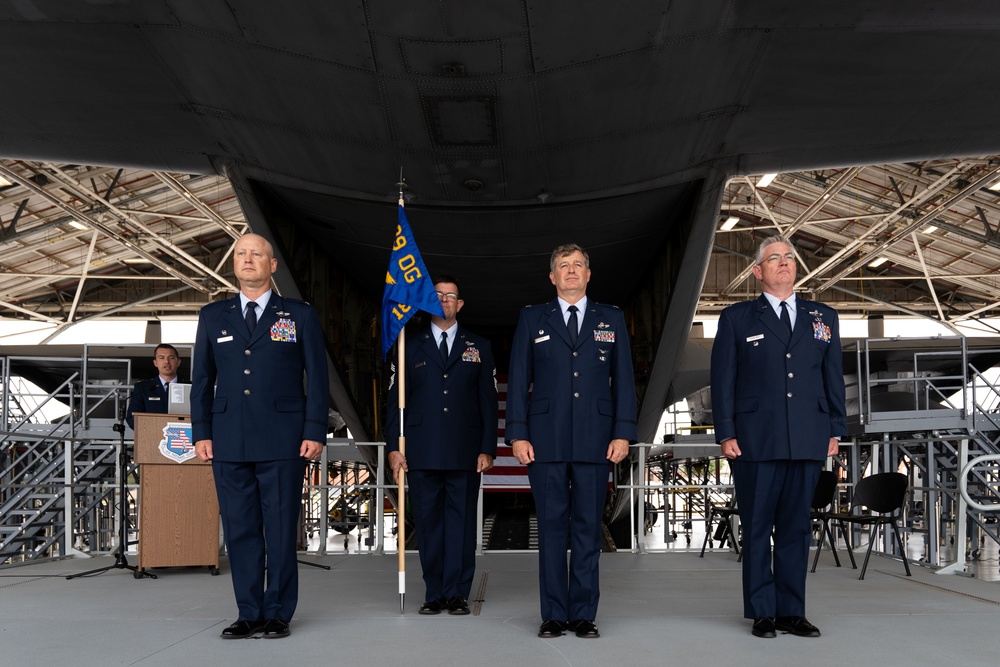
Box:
[133,413,220,577]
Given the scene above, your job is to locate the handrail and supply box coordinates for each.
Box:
[959,454,1000,512]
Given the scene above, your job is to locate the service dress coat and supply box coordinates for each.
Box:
[191,294,328,459]
[710,294,846,461]
[125,377,170,430]
[505,299,637,460]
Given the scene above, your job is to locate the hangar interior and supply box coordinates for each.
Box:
[3,156,1000,577]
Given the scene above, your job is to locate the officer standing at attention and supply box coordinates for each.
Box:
[125,344,182,430]
[710,234,846,639]
[192,233,329,640]
[386,276,498,616]
[506,243,637,639]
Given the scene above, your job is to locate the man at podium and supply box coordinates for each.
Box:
[192,233,329,640]
[125,344,182,429]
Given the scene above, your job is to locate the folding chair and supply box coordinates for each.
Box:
[809,470,841,572]
[814,471,912,580]
[699,502,740,558]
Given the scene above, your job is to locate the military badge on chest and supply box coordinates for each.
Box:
[593,322,615,344]
[461,341,481,363]
[810,310,831,343]
[271,317,297,342]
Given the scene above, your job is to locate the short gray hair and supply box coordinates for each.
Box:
[550,243,590,272]
[754,235,792,265]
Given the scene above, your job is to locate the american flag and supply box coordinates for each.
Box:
[482,375,530,492]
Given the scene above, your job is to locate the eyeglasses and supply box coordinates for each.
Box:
[435,292,459,301]
[760,253,795,265]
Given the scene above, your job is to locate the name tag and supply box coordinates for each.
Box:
[217,335,233,343]
[148,396,161,401]
[746,334,764,342]
[534,335,550,344]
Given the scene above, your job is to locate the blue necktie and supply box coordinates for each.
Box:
[567,305,579,346]
[780,301,792,335]
[245,301,258,334]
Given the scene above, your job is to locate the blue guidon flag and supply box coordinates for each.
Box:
[381,204,444,358]
[158,421,197,463]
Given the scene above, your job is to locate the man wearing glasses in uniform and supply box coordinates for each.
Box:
[711,235,846,639]
[386,276,498,616]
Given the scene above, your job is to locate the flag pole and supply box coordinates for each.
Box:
[396,187,407,614]
[397,324,407,613]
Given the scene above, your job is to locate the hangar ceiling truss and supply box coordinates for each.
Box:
[4,156,1000,335]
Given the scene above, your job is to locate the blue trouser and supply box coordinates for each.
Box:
[213,458,306,623]
[408,469,481,602]
[527,461,608,622]
[731,459,821,619]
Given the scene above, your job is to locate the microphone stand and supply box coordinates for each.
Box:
[67,392,155,579]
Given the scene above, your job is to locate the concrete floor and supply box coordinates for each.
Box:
[2,546,998,667]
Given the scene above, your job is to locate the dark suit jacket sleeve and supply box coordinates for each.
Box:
[823,309,848,439]
[190,306,217,443]
[710,306,737,444]
[504,308,532,445]
[610,310,639,442]
[300,304,330,443]
[478,341,499,455]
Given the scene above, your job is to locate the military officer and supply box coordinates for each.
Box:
[192,233,329,640]
[710,234,846,639]
[386,276,498,615]
[506,243,637,639]
[125,343,181,429]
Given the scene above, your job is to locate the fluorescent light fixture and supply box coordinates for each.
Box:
[122,258,152,264]
[923,225,938,234]
[867,257,888,268]
[68,220,87,230]
[720,216,740,231]
[989,181,1000,191]
[756,173,777,188]
[0,175,12,187]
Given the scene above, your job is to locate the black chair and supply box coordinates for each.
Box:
[809,470,842,572]
[699,502,740,558]
[814,472,912,580]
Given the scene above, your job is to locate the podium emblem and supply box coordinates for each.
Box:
[159,422,196,463]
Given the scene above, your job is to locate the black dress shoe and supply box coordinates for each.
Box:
[537,620,567,638]
[419,599,445,615]
[261,619,290,638]
[220,620,264,639]
[446,596,470,615]
[775,616,821,637]
[751,617,777,638]
[568,620,600,638]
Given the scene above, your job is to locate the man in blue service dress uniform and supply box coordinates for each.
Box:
[711,235,846,639]
[192,233,329,640]
[386,276,498,616]
[506,244,637,639]
[125,343,181,430]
